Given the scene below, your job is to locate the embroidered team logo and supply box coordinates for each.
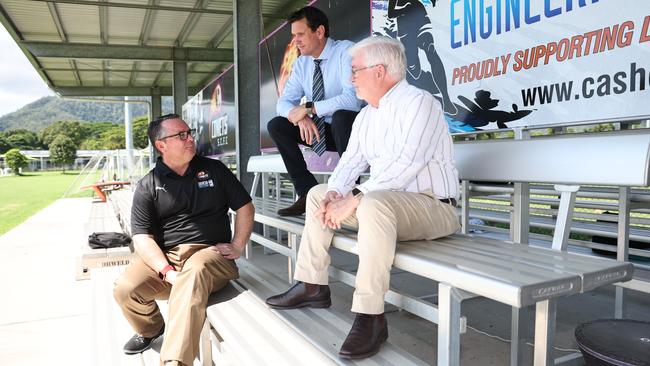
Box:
[197,180,214,189]
[197,171,209,179]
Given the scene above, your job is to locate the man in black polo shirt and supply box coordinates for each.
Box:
[113,114,254,366]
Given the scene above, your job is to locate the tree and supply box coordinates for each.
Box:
[40,121,86,148]
[100,127,125,149]
[0,134,10,154]
[49,135,77,173]
[133,116,150,149]
[4,129,42,150]
[4,148,29,175]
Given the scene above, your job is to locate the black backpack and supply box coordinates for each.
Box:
[88,232,132,249]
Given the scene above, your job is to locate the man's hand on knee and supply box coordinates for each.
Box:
[211,243,244,260]
[324,194,360,230]
[297,117,320,145]
[317,190,343,227]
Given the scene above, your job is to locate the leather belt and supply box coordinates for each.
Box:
[439,198,457,207]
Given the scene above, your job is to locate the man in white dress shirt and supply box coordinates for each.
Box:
[266,36,461,359]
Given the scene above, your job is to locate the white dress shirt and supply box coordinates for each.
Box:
[276,38,363,123]
[327,80,459,199]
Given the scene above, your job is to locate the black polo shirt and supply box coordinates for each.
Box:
[131,155,251,250]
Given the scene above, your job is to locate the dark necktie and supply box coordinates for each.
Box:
[312,59,326,156]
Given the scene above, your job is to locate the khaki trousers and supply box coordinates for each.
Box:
[294,184,460,314]
[114,244,239,365]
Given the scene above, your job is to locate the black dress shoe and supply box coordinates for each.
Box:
[123,325,165,355]
[266,282,331,309]
[277,196,307,216]
[339,313,388,359]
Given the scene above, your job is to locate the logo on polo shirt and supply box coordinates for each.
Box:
[197,180,214,189]
[196,170,214,189]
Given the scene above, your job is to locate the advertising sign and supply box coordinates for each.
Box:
[372,0,650,132]
[182,65,236,157]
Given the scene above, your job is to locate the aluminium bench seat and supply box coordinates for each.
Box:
[247,130,650,366]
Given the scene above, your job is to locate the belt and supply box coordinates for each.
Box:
[439,198,457,207]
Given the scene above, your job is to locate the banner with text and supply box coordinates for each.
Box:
[182,65,236,158]
[372,0,650,132]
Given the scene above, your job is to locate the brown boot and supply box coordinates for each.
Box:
[339,313,388,359]
[277,196,307,216]
[265,282,331,309]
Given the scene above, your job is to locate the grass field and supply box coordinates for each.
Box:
[0,171,92,235]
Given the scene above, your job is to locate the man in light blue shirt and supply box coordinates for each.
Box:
[268,6,363,216]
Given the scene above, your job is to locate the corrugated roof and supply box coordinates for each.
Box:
[0,0,309,96]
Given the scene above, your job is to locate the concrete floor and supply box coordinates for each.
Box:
[1,198,648,365]
[0,198,93,366]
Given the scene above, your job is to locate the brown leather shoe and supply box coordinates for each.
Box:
[277,196,307,216]
[265,282,331,309]
[339,313,388,359]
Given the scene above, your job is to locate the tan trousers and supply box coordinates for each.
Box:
[294,184,460,314]
[114,244,239,365]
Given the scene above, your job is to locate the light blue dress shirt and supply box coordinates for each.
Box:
[276,38,363,123]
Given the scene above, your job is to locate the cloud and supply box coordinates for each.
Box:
[0,25,53,117]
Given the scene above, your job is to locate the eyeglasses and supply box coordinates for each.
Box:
[159,129,196,141]
[351,64,382,77]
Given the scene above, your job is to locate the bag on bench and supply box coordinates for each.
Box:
[88,232,131,249]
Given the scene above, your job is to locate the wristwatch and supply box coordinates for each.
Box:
[352,188,364,199]
[305,101,314,116]
[158,264,175,280]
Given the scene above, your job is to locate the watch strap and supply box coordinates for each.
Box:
[159,264,175,280]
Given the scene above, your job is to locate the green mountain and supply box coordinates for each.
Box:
[0,96,173,132]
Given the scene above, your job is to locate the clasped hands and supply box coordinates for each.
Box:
[315,190,362,230]
[288,105,320,145]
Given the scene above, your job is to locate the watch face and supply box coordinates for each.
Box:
[306,102,313,108]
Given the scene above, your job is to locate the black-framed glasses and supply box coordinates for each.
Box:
[351,64,382,77]
[159,129,196,141]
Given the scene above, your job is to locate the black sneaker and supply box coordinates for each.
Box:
[123,326,165,355]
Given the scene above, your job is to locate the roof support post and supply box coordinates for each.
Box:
[233,0,261,192]
[151,87,162,120]
[172,61,188,114]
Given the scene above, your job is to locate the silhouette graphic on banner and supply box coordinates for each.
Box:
[375,0,534,132]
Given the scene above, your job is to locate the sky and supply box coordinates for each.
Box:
[0,25,53,118]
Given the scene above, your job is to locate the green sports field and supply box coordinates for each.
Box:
[0,171,92,235]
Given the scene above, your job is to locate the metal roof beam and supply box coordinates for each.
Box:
[128,62,138,87]
[27,0,281,16]
[46,3,83,86]
[0,4,53,86]
[209,16,232,48]
[22,41,233,62]
[138,0,158,45]
[197,64,224,88]
[175,0,208,47]
[54,86,199,97]
[46,2,67,42]
[41,67,215,74]
[70,60,82,86]
[263,0,308,35]
[153,62,168,86]
[99,0,108,44]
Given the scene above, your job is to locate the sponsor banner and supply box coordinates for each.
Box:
[372,0,650,132]
[182,65,236,157]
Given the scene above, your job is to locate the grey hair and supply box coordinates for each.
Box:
[349,36,406,80]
